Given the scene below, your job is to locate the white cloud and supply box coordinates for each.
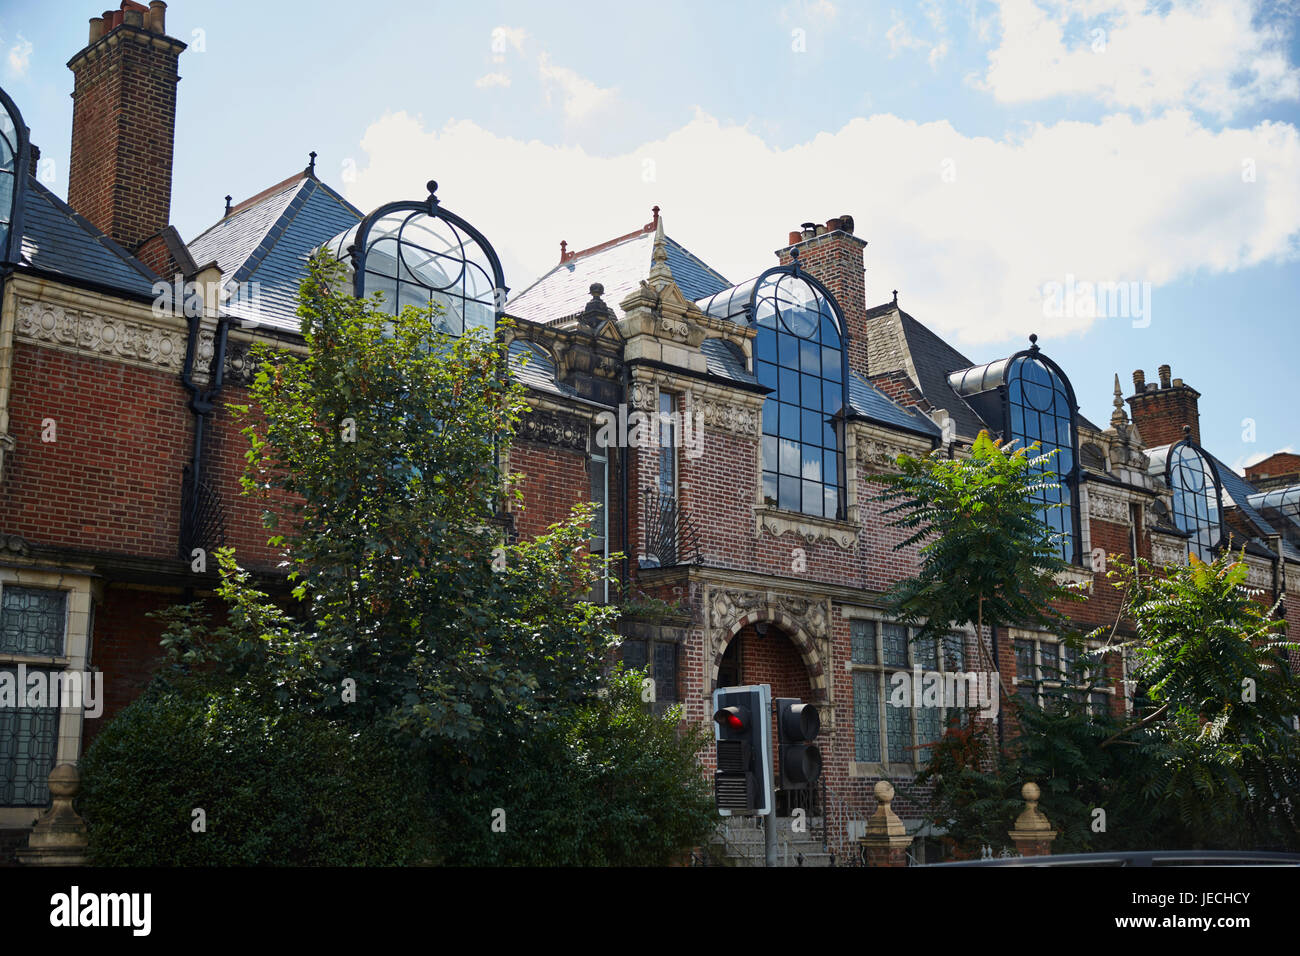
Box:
[476,73,511,89]
[928,40,949,69]
[7,35,32,78]
[537,52,616,122]
[346,108,1300,347]
[980,0,1300,119]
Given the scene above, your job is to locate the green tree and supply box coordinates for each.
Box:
[874,430,1083,676]
[209,251,618,783]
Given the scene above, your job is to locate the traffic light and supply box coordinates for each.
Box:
[776,697,822,789]
[712,684,773,816]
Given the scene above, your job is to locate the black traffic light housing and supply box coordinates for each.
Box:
[712,685,773,816]
[776,697,822,789]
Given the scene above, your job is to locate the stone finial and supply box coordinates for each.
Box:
[17,764,90,866]
[647,214,674,287]
[224,194,232,217]
[859,780,914,866]
[1110,373,1129,427]
[892,289,898,305]
[307,150,317,175]
[1008,781,1057,857]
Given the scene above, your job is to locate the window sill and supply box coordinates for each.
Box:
[754,506,860,550]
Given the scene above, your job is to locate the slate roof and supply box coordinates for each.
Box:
[848,371,941,438]
[700,338,758,386]
[1206,453,1300,563]
[507,339,578,399]
[507,227,731,324]
[18,176,158,299]
[867,304,1100,438]
[186,173,363,332]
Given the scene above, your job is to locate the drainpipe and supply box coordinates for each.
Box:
[620,363,631,597]
[178,267,230,557]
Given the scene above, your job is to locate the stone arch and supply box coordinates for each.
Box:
[709,604,828,701]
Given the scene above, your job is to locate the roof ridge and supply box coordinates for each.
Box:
[230,179,316,285]
[26,175,159,283]
[227,171,308,218]
[563,223,653,263]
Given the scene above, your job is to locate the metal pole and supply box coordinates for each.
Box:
[765,810,776,867]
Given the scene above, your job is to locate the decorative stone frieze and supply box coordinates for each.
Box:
[1150,538,1189,567]
[16,297,187,374]
[755,507,859,550]
[517,408,588,451]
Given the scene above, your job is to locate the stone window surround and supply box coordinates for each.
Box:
[1007,626,1115,715]
[0,566,96,828]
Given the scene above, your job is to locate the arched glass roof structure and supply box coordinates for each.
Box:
[949,338,1081,564]
[321,181,506,336]
[1149,438,1224,561]
[0,86,30,266]
[701,264,849,520]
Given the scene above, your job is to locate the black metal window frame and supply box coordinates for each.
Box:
[849,618,968,772]
[0,85,32,267]
[1165,438,1225,562]
[332,181,509,335]
[999,344,1083,566]
[750,264,850,521]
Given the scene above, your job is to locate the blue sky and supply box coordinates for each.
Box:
[2,0,1298,470]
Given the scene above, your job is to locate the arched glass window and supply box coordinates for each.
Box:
[0,87,30,266]
[321,181,506,336]
[1005,351,1077,563]
[950,339,1081,564]
[723,269,846,519]
[1165,439,1223,561]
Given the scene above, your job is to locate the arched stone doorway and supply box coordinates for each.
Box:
[708,604,828,702]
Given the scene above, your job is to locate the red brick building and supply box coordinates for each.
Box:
[1,1,1296,863]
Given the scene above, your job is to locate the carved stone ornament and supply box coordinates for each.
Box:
[708,587,761,654]
[1150,539,1189,567]
[517,408,588,451]
[756,507,859,550]
[629,380,657,412]
[856,436,912,473]
[1087,491,1130,524]
[693,395,759,437]
[16,297,187,373]
[659,315,690,339]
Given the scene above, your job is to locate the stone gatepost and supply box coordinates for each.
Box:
[17,764,90,866]
[859,781,914,867]
[1008,782,1057,858]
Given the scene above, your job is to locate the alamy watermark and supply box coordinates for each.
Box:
[593,403,704,459]
[0,664,103,718]
[887,665,1000,719]
[1041,275,1151,328]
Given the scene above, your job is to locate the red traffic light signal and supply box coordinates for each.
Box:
[714,705,748,733]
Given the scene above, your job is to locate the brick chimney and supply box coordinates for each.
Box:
[1127,364,1201,447]
[66,2,186,273]
[776,216,869,374]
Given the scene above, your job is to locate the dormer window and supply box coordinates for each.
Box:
[320,181,507,336]
[702,268,848,521]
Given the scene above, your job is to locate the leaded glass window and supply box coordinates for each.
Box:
[0,670,59,807]
[850,621,970,770]
[852,671,881,762]
[755,273,845,520]
[0,587,66,657]
[1166,440,1222,561]
[1005,354,1076,563]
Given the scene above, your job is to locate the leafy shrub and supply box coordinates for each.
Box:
[79,678,439,866]
[431,669,716,865]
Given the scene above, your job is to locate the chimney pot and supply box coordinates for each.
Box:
[1132,369,1145,391]
[1172,377,1183,387]
[149,0,166,33]
[123,8,144,27]
[89,17,105,43]
[840,214,854,234]
[787,231,801,246]
[826,217,841,233]
[1158,364,1171,388]
[801,222,817,240]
